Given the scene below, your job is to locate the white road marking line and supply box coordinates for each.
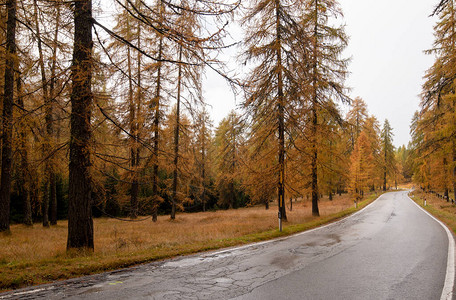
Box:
[407,192,455,300]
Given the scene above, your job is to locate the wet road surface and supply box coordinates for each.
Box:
[1,191,453,299]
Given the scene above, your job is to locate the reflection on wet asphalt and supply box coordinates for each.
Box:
[0,191,450,300]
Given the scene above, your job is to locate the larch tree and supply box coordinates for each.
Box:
[15,62,33,226]
[169,0,205,219]
[417,0,456,200]
[242,0,310,222]
[0,0,17,232]
[67,0,94,250]
[192,109,213,212]
[302,0,349,216]
[346,97,368,150]
[363,116,381,190]
[349,130,375,202]
[109,0,145,219]
[243,113,279,210]
[381,119,395,191]
[214,111,244,209]
[32,0,61,227]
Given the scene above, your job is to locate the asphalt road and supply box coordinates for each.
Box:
[1,191,454,299]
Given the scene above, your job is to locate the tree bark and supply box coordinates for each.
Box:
[229,114,236,209]
[0,0,17,232]
[67,0,94,250]
[453,144,456,203]
[126,2,139,219]
[275,0,287,222]
[171,44,183,220]
[201,120,206,212]
[311,0,320,217]
[49,1,61,226]
[152,32,163,222]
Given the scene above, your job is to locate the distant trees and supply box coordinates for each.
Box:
[381,119,396,191]
[214,111,244,209]
[0,0,408,248]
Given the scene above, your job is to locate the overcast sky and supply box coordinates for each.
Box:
[202,0,438,148]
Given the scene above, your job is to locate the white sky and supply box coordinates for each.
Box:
[203,0,438,147]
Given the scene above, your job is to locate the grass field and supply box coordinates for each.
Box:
[0,192,382,291]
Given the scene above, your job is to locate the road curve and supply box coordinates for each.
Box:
[1,191,454,299]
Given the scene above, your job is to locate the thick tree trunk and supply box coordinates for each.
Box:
[67,0,94,250]
[0,0,17,232]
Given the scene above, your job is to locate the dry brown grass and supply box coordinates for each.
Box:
[410,190,456,235]
[0,192,379,291]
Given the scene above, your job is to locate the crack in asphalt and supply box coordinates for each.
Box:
[0,192,449,300]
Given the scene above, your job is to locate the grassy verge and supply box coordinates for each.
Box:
[409,190,456,235]
[0,192,382,291]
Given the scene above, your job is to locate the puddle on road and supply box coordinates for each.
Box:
[289,233,342,255]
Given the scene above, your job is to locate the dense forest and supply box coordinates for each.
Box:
[0,0,401,250]
[404,0,456,202]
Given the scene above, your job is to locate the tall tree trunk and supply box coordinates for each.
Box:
[33,0,53,227]
[275,0,287,222]
[67,0,94,250]
[126,2,138,219]
[171,44,183,220]
[16,67,33,226]
[0,0,17,233]
[201,121,206,212]
[49,1,61,226]
[311,0,320,217]
[229,115,236,209]
[133,9,142,218]
[152,33,164,222]
[383,170,387,191]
